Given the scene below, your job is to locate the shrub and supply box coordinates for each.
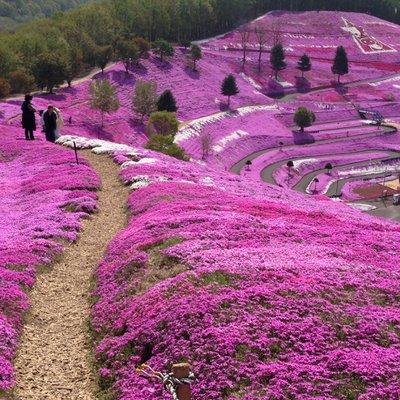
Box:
[147,111,179,137]
[294,107,316,132]
[145,134,188,160]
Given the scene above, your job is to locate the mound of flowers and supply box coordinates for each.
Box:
[0,134,99,393]
[60,136,400,400]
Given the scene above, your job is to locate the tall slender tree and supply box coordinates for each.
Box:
[270,44,286,80]
[332,46,349,83]
[221,74,239,107]
[254,26,268,72]
[239,27,251,67]
[132,80,158,123]
[89,78,120,128]
[296,54,311,78]
[190,44,202,71]
[95,45,113,74]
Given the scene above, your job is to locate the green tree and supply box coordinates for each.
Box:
[297,54,311,78]
[294,107,316,132]
[270,43,286,80]
[152,39,174,63]
[132,80,158,123]
[145,134,188,161]
[221,74,239,107]
[332,46,349,83]
[31,52,69,93]
[95,45,113,73]
[133,37,150,59]
[115,39,139,73]
[0,43,17,77]
[0,78,11,99]
[147,111,179,137]
[8,70,35,94]
[157,90,178,112]
[89,78,120,128]
[180,39,191,51]
[66,47,85,87]
[190,44,202,71]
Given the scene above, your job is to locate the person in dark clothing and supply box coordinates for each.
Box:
[43,105,58,143]
[21,94,36,140]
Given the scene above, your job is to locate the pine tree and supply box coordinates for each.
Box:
[190,44,202,71]
[157,90,178,112]
[297,54,311,78]
[270,44,286,80]
[332,46,349,83]
[221,74,239,107]
[89,79,120,128]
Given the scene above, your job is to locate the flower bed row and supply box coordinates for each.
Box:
[273,152,391,189]
[60,135,400,400]
[307,159,400,195]
[0,132,99,393]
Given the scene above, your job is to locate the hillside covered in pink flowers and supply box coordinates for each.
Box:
[58,136,400,400]
[0,135,99,392]
[1,8,400,400]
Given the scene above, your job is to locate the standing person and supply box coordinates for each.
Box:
[21,94,36,140]
[43,105,58,143]
[54,107,64,140]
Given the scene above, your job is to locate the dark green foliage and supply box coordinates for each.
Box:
[31,53,69,92]
[147,111,179,137]
[133,37,151,59]
[1,0,400,94]
[157,90,178,113]
[0,0,94,30]
[115,40,139,73]
[270,44,286,79]
[8,70,35,94]
[294,106,316,132]
[95,45,113,73]
[145,134,188,161]
[66,46,85,86]
[0,78,11,99]
[221,74,239,107]
[297,54,311,77]
[152,39,174,63]
[190,44,202,71]
[332,46,349,83]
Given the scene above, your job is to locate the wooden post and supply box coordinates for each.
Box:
[172,363,191,400]
[73,141,79,165]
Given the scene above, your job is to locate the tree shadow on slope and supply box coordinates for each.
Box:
[184,67,200,80]
[295,76,311,93]
[292,130,315,145]
[149,56,173,72]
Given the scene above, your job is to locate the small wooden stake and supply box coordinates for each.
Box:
[73,141,79,165]
[172,363,191,400]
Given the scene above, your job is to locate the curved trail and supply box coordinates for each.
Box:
[230,124,396,175]
[13,151,129,400]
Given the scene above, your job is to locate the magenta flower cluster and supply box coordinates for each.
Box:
[67,138,400,400]
[0,134,99,392]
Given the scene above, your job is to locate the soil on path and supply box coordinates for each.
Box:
[12,151,130,400]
